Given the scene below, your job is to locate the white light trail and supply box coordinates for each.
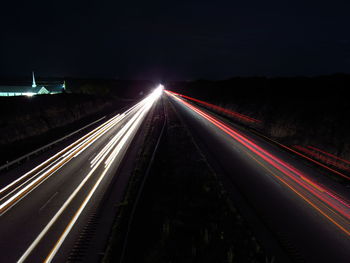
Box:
[0,116,123,215]
[0,91,155,215]
[0,113,122,197]
[17,86,162,263]
[44,94,154,263]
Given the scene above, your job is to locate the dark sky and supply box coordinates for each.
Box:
[1,0,350,80]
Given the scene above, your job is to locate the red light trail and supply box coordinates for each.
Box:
[308,146,350,166]
[167,90,261,124]
[166,90,350,237]
[166,90,350,181]
[281,145,350,180]
[293,145,350,172]
[249,134,350,181]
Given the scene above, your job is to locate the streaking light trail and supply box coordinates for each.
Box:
[167,90,260,123]
[307,146,350,166]
[166,90,350,181]
[166,90,350,237]
[44,93,157,263]
[293,145,350,172]
[0,86,163,262]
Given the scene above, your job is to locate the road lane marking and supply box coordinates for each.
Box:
[39,192,58,212]
[88,152,97,161]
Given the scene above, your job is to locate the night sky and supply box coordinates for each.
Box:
[1,0,350,80]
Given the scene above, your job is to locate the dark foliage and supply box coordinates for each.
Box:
[166,74,350,160]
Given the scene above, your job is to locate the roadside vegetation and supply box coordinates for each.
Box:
[0,93,130,164]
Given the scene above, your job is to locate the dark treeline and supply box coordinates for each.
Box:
[66,79,156,98]
[166,74,350,161]
[167,74,349,102]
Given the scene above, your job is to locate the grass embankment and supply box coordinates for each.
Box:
[108,99,267,263]
[0,93,129,163]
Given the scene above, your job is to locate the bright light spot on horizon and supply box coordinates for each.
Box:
[152,84,164,98]
[24,93,35,97]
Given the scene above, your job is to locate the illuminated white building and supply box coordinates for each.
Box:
[0,72,65,97]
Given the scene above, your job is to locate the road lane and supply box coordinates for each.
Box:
[0,87,162,262]
[167,90,350,262]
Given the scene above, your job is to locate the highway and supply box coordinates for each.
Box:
[0,86,163,262]
[166,90,350,262]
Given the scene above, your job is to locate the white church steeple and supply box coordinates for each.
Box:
[32,71,37,88]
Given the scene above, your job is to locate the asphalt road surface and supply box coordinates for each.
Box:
[0,87,162,262]
[166,90,350,263]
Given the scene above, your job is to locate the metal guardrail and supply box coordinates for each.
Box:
[0,116,106,173]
